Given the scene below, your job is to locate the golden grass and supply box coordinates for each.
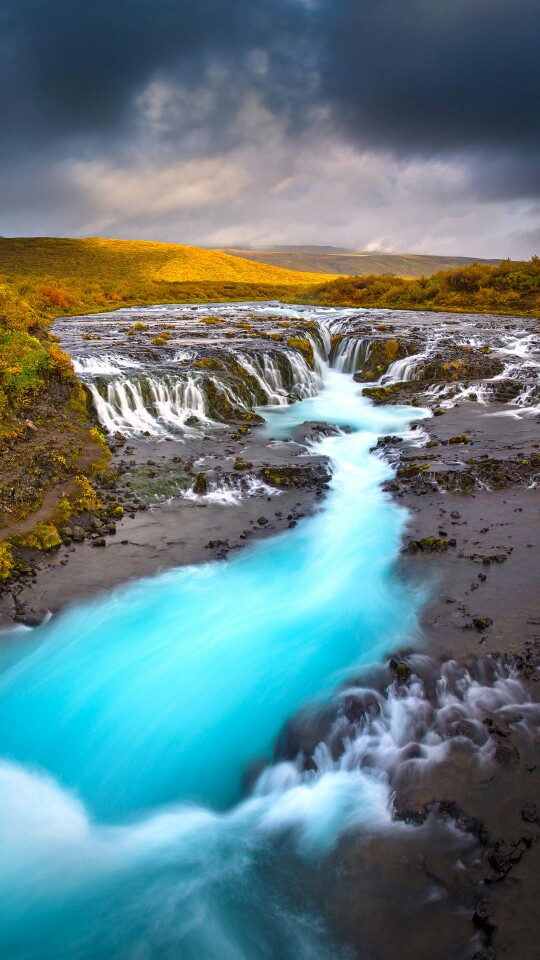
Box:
[0,237,336,285]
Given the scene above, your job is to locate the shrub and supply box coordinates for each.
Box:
[16,522,62,551]
[0,542,14,579]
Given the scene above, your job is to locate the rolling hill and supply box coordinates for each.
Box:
[216,247,501,278]
[0,237,336,286]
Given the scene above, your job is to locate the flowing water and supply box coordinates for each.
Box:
[1,304,538,958]
[0,361,431,957]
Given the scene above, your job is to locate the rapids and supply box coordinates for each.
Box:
[1,304,538,959]
[0,362,431,958]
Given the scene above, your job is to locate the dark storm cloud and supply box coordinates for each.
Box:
[2,0,537,157]
[318,0,540,157]
[0,0,314,151]
[0,0,538,251]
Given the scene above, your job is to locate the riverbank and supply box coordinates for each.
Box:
[322,400,540,960]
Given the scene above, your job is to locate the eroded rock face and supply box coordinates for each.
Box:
[418,345,505,383]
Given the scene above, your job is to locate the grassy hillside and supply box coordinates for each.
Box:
[289,258,540,315]
[0,237,334,285]
[217,248,501,278]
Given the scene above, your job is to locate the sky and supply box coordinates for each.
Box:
[1,0,539,257]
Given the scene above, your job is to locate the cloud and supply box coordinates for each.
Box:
[0,0,538,254]
[68,157,249,232]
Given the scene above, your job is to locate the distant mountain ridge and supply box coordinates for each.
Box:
[215,246,501,279]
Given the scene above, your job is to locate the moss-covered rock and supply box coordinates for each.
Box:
[408,537,454,553]
[192,472,208,495]
[419,346,504,382]
[397,463,430,478]
[194,357,223,370]
[361,383,404,404]
[286,336,315,369]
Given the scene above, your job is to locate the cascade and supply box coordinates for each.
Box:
[1,303,539,959]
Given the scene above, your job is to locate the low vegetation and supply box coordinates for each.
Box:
[292,257,540,316]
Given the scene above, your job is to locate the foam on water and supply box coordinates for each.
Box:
[0,366,432,957]
[1,338,536,958]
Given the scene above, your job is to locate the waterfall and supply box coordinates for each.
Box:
[88,376,209,437]
[332,337,372,373]
[380,352,425,384]
[80,342,322,438]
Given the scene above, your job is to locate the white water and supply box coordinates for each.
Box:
[82,350,320,438]
[3,306,537,957]
[0,366,437,958]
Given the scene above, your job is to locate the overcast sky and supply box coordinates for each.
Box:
[1,0,539,256]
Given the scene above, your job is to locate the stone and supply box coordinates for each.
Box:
[494,741,520,765]
[192,472,208,496]
[521,802,538,823]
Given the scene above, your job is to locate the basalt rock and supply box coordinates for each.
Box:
[417,346,504,383]
[260,463,331,489]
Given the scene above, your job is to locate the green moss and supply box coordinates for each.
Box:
[362,339,410,381]
[448,435,470,444]
[192,472,208,495]
[193,357,223,370]
[361,384,402,404]
[397,463,430,478]
[233,460,253,470]
[409,536,452,552]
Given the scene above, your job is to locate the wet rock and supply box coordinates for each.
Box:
[91,537,106,547]
[473,900,496,934]
[521,802,538,823]
[473,617,493,631]
[342,691,381,723]
[494,741,520,765]
[408,536,452,553]
[487,836,530,879]
[192,472,208,496]
[483,717,511,737]
[393,799,428,825]
[389,657,411,682]
[71,525,85,542]
[260,463,331,489]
